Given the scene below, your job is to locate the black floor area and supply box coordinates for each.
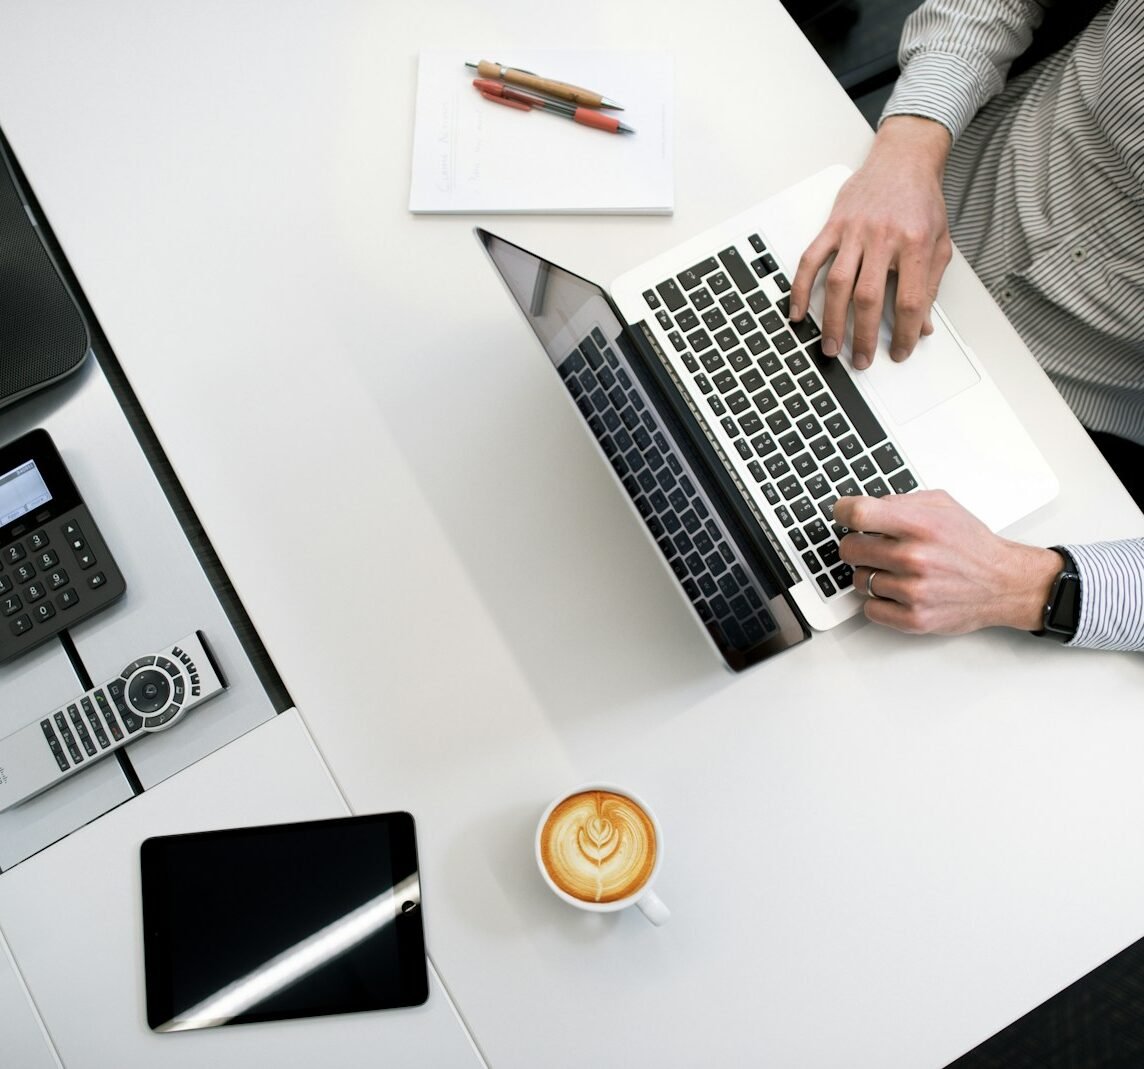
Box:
[784,3,1144,1066]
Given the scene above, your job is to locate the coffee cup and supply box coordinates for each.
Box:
[535,784,670,925]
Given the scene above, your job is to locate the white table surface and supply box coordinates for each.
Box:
[1,1,1143,1066]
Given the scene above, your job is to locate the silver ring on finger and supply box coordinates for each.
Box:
[865,569,883,600]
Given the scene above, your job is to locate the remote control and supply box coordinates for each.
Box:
[0,631,226,812]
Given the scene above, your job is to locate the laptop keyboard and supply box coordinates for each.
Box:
[559,327,780,653]
[643,232,918,600]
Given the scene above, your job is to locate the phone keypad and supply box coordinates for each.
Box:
[0,505,125,663]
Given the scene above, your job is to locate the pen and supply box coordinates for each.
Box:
[466,60,624,111]
[474,80,635,134]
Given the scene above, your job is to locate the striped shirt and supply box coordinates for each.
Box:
[882,0,1144,650]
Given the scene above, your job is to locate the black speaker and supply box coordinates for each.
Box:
[0,132,90,411]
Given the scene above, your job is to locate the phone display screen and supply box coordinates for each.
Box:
[140,812,427,1031]
[0,459,51,527]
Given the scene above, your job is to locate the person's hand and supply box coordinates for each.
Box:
[789,116,954,370]
[834,490,1064,635]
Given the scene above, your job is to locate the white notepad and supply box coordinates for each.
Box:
[409,50,673,215]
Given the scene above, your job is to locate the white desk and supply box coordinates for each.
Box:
[1,1,1143,1066]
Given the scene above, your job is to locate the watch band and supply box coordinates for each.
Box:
[1037,547,1081,641]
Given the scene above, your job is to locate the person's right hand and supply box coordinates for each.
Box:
[789,115,954,370]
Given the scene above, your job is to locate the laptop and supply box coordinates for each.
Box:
[477,165,1058,671]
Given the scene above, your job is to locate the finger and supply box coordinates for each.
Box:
[820,242,863,358]
[915,236,951,344]
[850,252,893,370]
[862,595,920,633]
[838,533,904,573]
[832,493,920,538]
[850,565,902,602]
[790,228,838,323]
[888,244,932,361]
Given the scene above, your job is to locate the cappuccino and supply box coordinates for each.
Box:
[538,789,657,904]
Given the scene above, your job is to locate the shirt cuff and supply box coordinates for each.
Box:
[880,50,1004,141]
[1060,541,1144,652]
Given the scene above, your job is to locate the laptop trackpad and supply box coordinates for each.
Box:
[860,315,980,425]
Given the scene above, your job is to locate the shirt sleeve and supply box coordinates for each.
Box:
[880,0,1052,139]
[1060,539,1144,651]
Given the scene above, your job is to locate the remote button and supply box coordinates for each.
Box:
[33,602,56,623]
[103,683,126,740]
[128,669,171,714]
[10,614,32,636]
[41,720,69,771]
[82,696,110,749]
[68,704,96,757]
[121,656,156,678]
[27,530,50,551]
[2,544,26,565]
[56,588,79,609]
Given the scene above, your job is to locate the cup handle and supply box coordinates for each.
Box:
[636,888,670,925]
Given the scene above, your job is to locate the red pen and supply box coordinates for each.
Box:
[472,79,635,135]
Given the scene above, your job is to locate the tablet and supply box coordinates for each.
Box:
[140,812,428,1032]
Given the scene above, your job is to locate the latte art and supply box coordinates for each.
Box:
[539,790,657,903]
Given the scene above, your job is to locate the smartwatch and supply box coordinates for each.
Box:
[1036,547,1081,642]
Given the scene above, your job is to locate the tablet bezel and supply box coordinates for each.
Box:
[140,811,428,1031]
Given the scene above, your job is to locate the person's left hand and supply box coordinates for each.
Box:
[834,490,1063,635]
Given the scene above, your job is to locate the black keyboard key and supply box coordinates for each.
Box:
[790,316,820,344]
[678,257,719,289]
[643,289,661,310]
[739,412,763,437]
[741,368,765,393]
[771,373,795,397]
[778,475,800,500]
[717,246,759,293]
[818,540,841,566]
[754,389,778,414]
[779,432,801,456]
[803,550,823,574]
[692,287,714,311]
[864,477,891,497]
[702,308,727,331]
[792,452,816,478]
[890,469,918,494]
[747,290,772,313]
[749,233,765,253]
[808,340,887,447]
[774,272,791,293]
[838,435,863,459]
[688,328,714,352]
[656,278,687,311]
[792,496,816,522]
[713,370,737,394]
[766,411,792,435]
[720,292,745,315]
[772,331,797,355]
[816,574,836,597]
[784,395,810,418]
[676,308,700,332]
[714,328,738,352]
[751,432,777,457]
[804,518,830,544]
[744,332,768,356]
[872,442,905,474]
[728,348,752,373]
[709,271,731,294]
[760,310,784,334]
[726,391,751,415]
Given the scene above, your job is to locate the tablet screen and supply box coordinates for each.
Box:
[141,812,428,1031]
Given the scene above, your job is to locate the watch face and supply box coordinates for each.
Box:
[1047,571,1081,636]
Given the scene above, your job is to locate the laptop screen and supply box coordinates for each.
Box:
[477,228,809,670]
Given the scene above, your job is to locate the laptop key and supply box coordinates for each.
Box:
[890,469,918,494]
[716,246,759,293]
[656,278,687,311]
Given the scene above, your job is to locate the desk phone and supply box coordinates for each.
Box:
[0,428,126,663]
[0,631,226,812]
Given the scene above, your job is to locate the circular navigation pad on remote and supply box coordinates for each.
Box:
[121,654,190,731]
